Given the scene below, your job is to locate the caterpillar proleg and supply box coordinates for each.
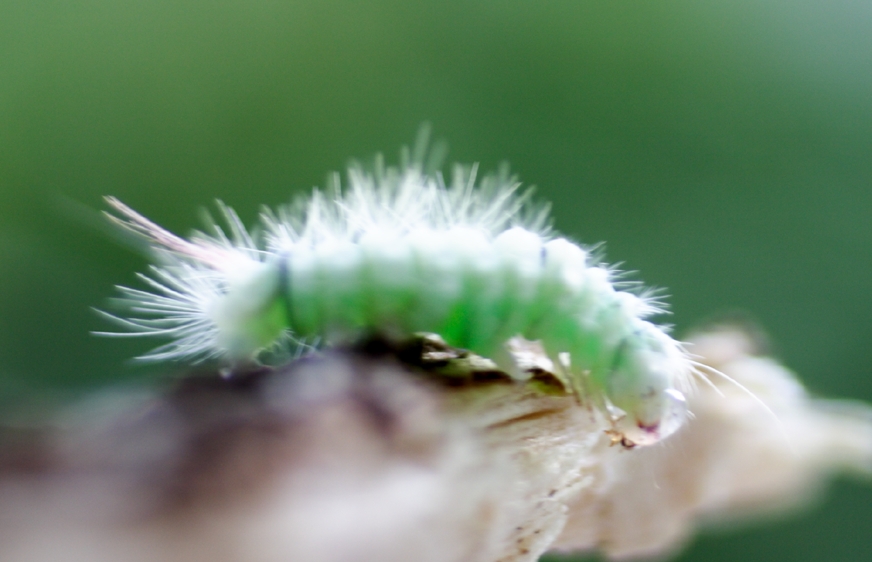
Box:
[99,141,692,447]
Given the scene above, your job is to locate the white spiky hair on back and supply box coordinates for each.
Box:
[98,128,551,362]
[260,128,551,253]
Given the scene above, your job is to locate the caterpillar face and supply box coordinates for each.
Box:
[98,139,694,447]
[605,329,689,447]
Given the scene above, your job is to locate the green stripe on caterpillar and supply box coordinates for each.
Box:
[97,142,693,447]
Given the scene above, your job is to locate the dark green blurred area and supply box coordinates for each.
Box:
[1,1,871,560]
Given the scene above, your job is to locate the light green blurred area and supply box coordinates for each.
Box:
[2,1,871,560]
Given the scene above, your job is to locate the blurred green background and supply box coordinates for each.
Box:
[1,0,871,560]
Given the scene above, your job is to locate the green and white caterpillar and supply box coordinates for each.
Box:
[100,147,692,447]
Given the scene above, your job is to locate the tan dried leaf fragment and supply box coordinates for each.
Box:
[0,328,870,562]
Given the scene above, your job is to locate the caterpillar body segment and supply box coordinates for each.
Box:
[102,159,692,446]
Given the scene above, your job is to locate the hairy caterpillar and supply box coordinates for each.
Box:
[98,141,692,447]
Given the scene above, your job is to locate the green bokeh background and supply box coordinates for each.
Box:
[2,1,871,560]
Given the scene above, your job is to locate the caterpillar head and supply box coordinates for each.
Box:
[606,327,690,447]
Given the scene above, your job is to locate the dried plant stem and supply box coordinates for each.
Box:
[1,329,870,562]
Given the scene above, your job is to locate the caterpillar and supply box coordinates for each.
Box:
[98,140,692,447]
